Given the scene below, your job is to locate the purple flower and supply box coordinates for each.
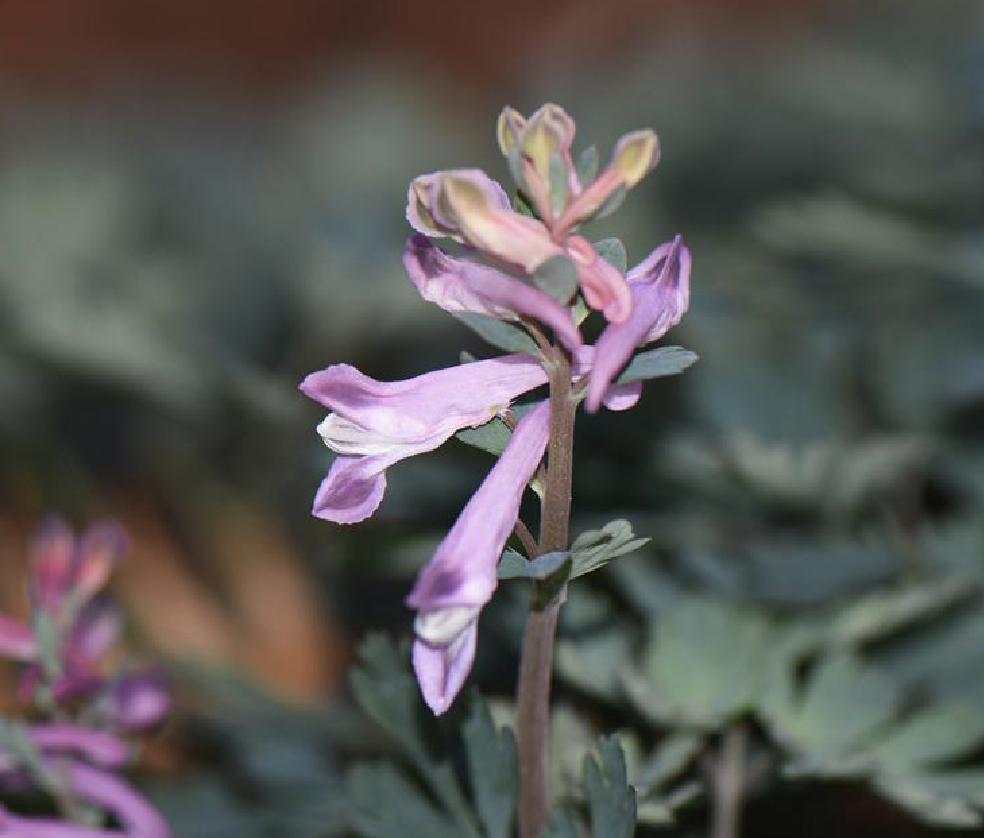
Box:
[299,355,549,523]
[406,401,550,714]
[585,236,691,413]
[408,105,662,324]
[0,520,172,838]
[403,234,582,355]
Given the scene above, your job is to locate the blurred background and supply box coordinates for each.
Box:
[1,0,983,835]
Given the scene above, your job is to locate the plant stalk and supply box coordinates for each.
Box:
[710,725,748,838]
[517,348,577,838]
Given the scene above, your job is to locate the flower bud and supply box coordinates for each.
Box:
[613,129,659,187]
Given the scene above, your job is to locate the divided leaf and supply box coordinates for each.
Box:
[345,762,460,838]
[570,519,649,580]
[498,549,571,582]
[626,599,772,728]
[462,699,518,838]
[584,736,637,838]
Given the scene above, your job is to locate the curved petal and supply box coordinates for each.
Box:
[300,356,548,444]
[406,400,550,713]
[627,236,692,344]
[403,235,583,355]
[104,670,170,731]
[29,517,76,613]
[439,174,563,272]
[407,400,550,612]
[0,805,124,838]
[411,622,477,716]
[567,235,632,324]
[73,524,127,605]
[407,169,510,239]
[29,725,129,768]
[66,762,171,838]
[585,236,690,413]
[601,381,642,411]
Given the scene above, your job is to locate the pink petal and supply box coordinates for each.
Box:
[403,235,583,355]
[411,624,477,716]
[406,401,550,713]
[300,356,547,444]
[312,454,389,524]
[65,762,171,838]
[29,517,76,612]
[0,612,35,661]
[567,235,633,324]
[407,400,550,612]
[105,670,170,731]
[29,724,129,767]
[73,524,127,604]
[406,169,510,239]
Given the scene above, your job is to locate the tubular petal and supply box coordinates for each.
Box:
[404,235,582,354]
[407,400,550,713]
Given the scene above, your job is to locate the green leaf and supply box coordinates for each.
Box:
[548,152,569,217]
[349,635,479,837]
[870,701,984,771]
[575,145,599,187]
[345,762,460,838]
[456,417,512,457]
[453,312,539,356]
[616,346,699,385]
[874,774,983,828]
[768,651,902,763]
[349,634,428,758]
[556,629,633,701]
[498,549,570,582]
[633,734,704,795]
[626,599,772,728]
[462,699,517,838]
[569,519,649,580]
[594,238,628,274]
[584,736,637,838]
[530,255,578,305]
[826,576,970,648]
[542,810,580,838]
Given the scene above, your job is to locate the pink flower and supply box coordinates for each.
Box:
[406,401,550,714]
[406,105,660,325]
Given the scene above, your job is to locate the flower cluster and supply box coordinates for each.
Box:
[0,519,170,838]
[302,104,690,714]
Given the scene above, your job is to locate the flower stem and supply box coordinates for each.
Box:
[709,725,748,838]
[517,347,576,838]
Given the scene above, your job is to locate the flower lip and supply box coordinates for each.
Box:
[414,605,482,646]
